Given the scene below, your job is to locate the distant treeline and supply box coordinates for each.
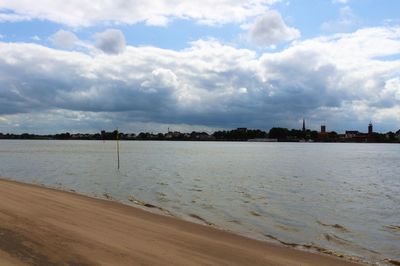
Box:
[0,127,399,143]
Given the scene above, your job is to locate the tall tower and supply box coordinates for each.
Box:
[321,125,326,134]
[368,122,373,135]
[302,119,306,132]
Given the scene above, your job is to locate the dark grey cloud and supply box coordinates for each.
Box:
[260,50,344,110]
[94,29,126,54]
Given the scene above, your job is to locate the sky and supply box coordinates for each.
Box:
[0,0,399,134]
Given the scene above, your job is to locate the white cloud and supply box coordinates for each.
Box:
[94,29,126,55]
[0,0,280,27]
[249,10,300,45]
[141,68,179,90]
[50,30,79,49]
[381,78,400,102]
[0,12,30,23]
[0,26,399,132]
[145,16,170,27]
[332,0,348,4]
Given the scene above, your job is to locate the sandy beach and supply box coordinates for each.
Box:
[0,178,362,266]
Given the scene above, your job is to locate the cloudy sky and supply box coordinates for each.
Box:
[0,0,399,134]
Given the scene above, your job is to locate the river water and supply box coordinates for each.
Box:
[0,140,399,264]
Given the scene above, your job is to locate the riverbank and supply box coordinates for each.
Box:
[0,178,362,266]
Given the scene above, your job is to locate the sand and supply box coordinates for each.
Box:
[0,178,363,266]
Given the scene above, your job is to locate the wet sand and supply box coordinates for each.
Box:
[0,178,363,266]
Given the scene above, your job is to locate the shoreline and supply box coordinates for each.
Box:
[1,139,399,144]
[0,178,364,265]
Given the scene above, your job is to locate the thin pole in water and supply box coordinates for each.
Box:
[116,128,120,170]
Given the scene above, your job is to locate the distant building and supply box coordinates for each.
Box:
[165,131,181,139]
[368,122,373,135]
[385,132,395,140]
[321,125,326,134]
[302,119,306,132]
[367,122,374,142]
[317,124,328,141]
[344,123,375,142]
[345,131,359,139]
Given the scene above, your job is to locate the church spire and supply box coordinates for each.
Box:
[302,119,305,132]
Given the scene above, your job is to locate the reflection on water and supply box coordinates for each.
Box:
[0,140,399,264]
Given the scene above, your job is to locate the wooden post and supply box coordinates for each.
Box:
[116,128,120,170]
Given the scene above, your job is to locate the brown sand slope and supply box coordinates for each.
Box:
[0,178,362,266]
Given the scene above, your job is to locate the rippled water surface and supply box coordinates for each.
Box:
[0,140,399,264]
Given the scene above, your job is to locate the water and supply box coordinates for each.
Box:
[0,140,399,264]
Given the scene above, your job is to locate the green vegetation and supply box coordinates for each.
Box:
[0,128,399,143]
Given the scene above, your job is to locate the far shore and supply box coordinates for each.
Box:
[0,178,363,266]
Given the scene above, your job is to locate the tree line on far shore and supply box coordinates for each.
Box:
[1,127,399,143]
